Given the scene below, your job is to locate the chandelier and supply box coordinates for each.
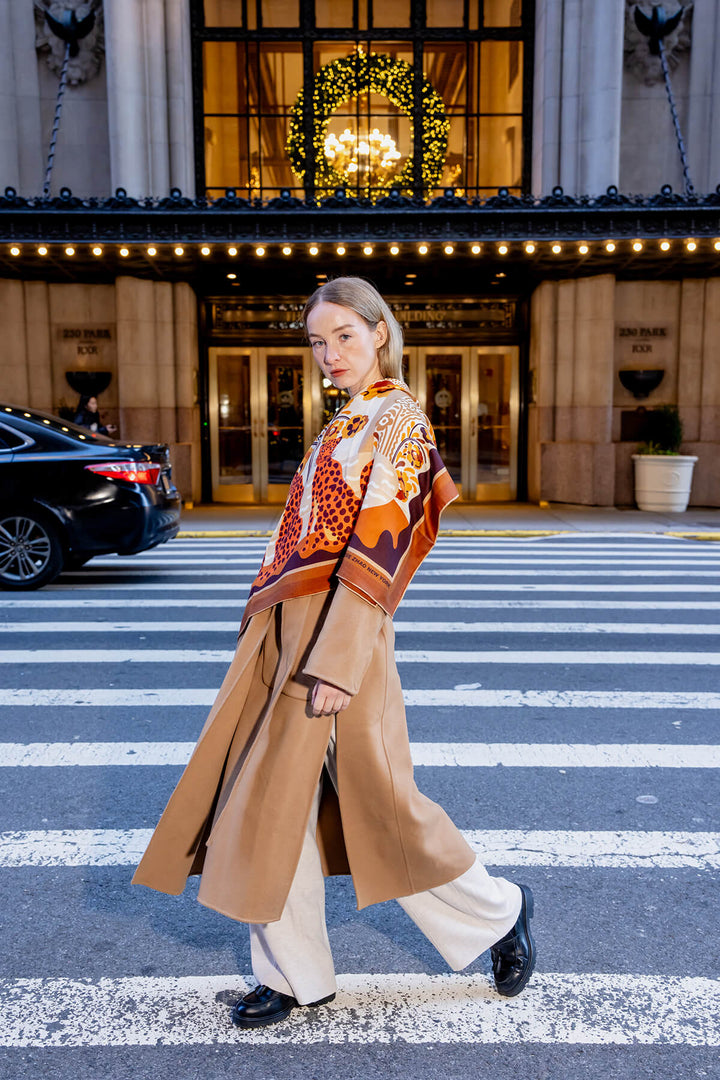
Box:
[323,127,402,188]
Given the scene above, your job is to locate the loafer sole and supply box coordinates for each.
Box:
[232,991,336,1028]
[494,884,536,998]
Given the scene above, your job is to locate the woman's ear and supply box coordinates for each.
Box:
[375,320,388,349]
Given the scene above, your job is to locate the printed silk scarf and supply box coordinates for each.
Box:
[240,379,458,628]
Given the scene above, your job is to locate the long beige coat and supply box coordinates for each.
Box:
[132,584,475,923]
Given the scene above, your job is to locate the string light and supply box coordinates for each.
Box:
[255,246,265,256]
[443,244,454,255]
[10,246,20,256]
[174,246,184,256]
[578,243,589,255]
[686,239,697,252]
[228,246,238,256]
[37,246,48,256]
[605,241,616,252]
[632,240,643,252]
[551,243,562,254]
[660,240,671,251]
[418,244,428,255]
[147,246,157,256]
[524,242,536,254]
[201,246,211,256]
[497,243,508,255]
[92,245,103,256]
[119,247,130,257]
[390,245,400,255]
[471,244,481,255]
[65,246,75,256]
[282,245,292,255]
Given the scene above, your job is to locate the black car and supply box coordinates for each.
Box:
[0,403,181,589]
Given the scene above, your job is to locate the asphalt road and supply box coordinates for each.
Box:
[1,534,719,1080]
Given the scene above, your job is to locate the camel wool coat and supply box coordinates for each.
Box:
[132,583,476,923]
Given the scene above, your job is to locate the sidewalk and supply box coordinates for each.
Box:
[177,502,720,538]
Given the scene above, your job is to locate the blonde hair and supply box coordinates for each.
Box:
[303,276,405,381]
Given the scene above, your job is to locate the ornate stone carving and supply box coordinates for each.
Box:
[34,1,105,86]
[624,1,693,85]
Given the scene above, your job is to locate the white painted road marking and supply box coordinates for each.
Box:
[0,971,718,1047]
[41,581,720,593]
[2,688,719,708]
[0,741,717,769]
[1,828,718,869]
[57,566,720,578]
[3,620,719,635]
[2,648,719,665]
[3,598,720,610]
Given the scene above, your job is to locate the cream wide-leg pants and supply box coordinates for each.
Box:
[249,725,522,1005]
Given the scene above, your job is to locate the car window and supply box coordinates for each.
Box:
[0,424,29,450]
[0,406,120,447]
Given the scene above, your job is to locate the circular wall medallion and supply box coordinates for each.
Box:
[286,48,449,197]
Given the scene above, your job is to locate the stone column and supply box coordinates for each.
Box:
[165,0,196,195]
[0,280,30,404]
[115,276,161,439]
[687,0,720,193]
[532,0,624,195]
[172,282,201,501]
[24,282,53,410]
[0,0,43,192]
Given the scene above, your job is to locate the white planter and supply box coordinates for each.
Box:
[632,454,698,512]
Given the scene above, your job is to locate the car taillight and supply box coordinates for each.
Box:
[85,461,161,485]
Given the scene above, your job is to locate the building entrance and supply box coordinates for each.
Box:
[208,344,519,503]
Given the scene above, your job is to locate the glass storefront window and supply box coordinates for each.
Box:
[204,1,299,27]
[484,0,522,27]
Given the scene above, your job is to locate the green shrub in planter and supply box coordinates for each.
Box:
[636,405,683,455]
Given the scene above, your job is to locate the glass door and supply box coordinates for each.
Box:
[209,347,317,502]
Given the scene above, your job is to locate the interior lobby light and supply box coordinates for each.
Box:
[65,246,75,256]
[578,243,589,255]
[418,244,428,255]
[37,245,48,255]
[363,244,373,255]
[660,240,671,251]
[389,245,399,255]
[497,243,508,255]
[228,246,238,256]
[174,246,184,256]
[255,246,265,256]
[686,239,697,251]
[282,245,292,255]
[471,244,481,254]
[605,241,616,252]
[147,246,157,256]
[227,272,237,279]
[201,245,211,255]
[524,242,536,254]
[443,244,454,255]
[92,245,103,256]
[10,246,20,256]
[632,240,643,252]
[309,245,319,255]
[551,243,562,254]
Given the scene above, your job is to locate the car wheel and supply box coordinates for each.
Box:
[0,512,65,590]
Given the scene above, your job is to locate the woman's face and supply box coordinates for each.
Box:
[87,397,98,411]
[306,300,387,398]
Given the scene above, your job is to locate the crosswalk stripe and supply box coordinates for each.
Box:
[3,597,720,610]
[1,828,717,869]
[54,566,720,578]
[83,556,720,566]
[2,648,718,665]
[1,688,717,708]
[1,741,717,769]
[2,620,718,635]
[41,582,720,592]
[0,971,718,1047]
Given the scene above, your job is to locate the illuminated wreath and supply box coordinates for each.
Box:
[286,48,449,197]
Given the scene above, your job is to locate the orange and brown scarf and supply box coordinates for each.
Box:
[240,380,458,629]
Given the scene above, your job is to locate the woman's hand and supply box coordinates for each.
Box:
[311,680,352,716]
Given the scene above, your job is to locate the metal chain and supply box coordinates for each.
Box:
[658,37,695,197]
[42,41,70,199]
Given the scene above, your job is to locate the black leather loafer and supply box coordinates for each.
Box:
[490,884,536,998]
[231,984,336,1028]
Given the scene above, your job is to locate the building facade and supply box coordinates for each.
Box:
[1,0,719,506]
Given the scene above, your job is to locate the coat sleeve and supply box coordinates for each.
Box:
[302,582,386,696]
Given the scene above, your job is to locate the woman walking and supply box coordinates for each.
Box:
[133,277,535,1027]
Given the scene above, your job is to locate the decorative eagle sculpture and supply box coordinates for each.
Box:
[44,6,96,58]
[633,4,684,55]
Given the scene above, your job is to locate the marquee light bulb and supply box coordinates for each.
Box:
[551,243,562,254]
[309,245,319,255]
[119,247,130,257]
[282,245,292,255]
[174,246,184,256]
[686,239,697,251]
[363,245,373,255]
[10,246,20,256]
[65,246,75,256]
[578,243,589,255]
[497,243,508,255]
[714,240,720,252]
[660,240,671,251]
[418,244,428,255]
[389,245,399,255]
[471,244,481,254]
[524,242,536,254]
[632,240,643,252]
[605,241,616,252]
[336,245,346,255]
[201,246,211,255]
[228,246,238,256]
[38,246,48,255]
[444,244,454,255]
[255,246,265,256]
[92,245,103,256]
